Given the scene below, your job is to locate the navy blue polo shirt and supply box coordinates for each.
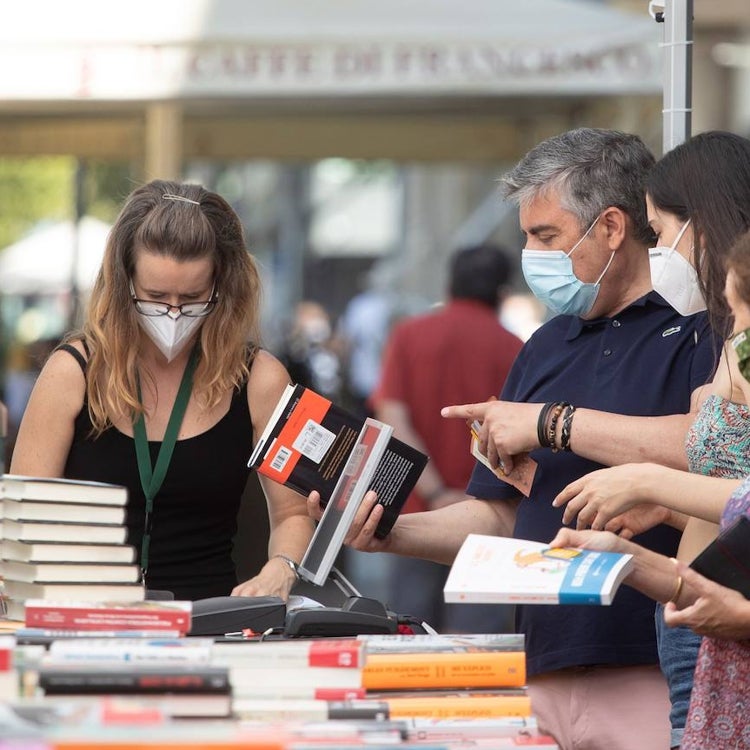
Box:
[466,292,717,677]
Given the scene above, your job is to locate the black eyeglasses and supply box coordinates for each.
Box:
[132,297,217,318]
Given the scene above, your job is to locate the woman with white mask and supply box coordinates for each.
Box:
[11,180,315,601]
[553,130,750,749]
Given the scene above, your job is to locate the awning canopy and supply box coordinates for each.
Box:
[0,0,661,102]
[0,218,110,295]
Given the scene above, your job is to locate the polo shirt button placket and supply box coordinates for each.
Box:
[612,320,621,328]
[603,349,612,357]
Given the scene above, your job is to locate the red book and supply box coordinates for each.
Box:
[22,600,192,634]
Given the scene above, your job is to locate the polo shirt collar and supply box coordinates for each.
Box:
[564,291,670,340]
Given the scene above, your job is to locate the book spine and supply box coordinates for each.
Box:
[362,652,526,689]
[232,699,390,722]
[37,667,230,695]
[14,629,184,645]
[384,694,532,719]
[47,640,214,664]
[24,606,191,633]
[212,639,363,668]
[359,633,525,654]
[230,685,367,700]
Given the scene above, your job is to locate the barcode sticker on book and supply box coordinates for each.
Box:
[292,420,336,463]
[270,445,294,472]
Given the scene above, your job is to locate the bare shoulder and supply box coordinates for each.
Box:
[246,349,292,425]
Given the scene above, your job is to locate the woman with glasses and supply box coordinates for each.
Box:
[10,180,315,601]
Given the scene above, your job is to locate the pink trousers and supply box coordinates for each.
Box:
[528,664,671,750]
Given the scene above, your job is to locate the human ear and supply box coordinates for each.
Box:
[599,207,627,251]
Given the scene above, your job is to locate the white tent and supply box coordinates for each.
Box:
[0,217,110,296]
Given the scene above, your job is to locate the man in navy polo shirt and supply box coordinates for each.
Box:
[313,129,716,750]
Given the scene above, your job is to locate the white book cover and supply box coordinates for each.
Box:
[298,418,392,586]
[444,534,633,606]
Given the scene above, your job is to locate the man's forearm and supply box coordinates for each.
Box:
[388,497,519,565]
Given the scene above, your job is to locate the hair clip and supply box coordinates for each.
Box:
[162,193,200,206]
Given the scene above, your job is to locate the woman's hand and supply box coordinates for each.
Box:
[553,464,654,530]
[306,490,392,552]
[548,527,629,554]
[231,556,298,601]
[664,560,750,640]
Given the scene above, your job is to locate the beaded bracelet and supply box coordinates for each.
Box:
[547,402,569,453]
[560,404,577,452]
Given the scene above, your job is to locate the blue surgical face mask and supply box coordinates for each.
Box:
[521,215,614,317]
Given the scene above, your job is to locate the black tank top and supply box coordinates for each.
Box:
[62,345,255,600]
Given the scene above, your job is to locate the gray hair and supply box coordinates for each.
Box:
[502,128,656,245]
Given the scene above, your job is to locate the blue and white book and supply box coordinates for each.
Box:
[444,534,633,606]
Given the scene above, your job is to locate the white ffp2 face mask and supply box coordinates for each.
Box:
[649,219,707,316]
[137,311,205,362]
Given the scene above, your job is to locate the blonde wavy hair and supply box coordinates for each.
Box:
[73,179,261,434]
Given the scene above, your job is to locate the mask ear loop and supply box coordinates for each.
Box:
[566,215,601,258]
[594,250,616,285]
[670,218,692,251]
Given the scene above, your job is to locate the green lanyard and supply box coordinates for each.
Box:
[133,347,199,583]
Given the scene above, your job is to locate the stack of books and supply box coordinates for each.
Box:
[1,474,146,621]
[23,636,232,718]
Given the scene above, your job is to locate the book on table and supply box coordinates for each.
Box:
[1,474,128,505]
[361,650,526,689]
[1,498,126,525]
[358,632,524,654]
[1,560,141,584]
[0,539,136,564]
[248,383,428,541]
[20,599,192,633]
[444,534,634,606]
[1,519,128,545]
[2,580,146,604]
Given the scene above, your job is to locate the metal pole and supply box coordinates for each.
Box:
[653,0,694,153]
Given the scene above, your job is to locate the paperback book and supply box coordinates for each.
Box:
[20,599,192,633]
[1,498,127,525]
[0,539,136,564]
[361,650,526,689]
[248,383,428,540]
[1,474,128,505]
[1,519,128,545]
[444,534,634,606]
[1,560,141,584]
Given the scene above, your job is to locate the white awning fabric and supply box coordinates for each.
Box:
[0,0,661,101]
[0,218,110,295]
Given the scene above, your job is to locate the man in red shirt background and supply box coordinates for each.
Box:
[371,244,524,631]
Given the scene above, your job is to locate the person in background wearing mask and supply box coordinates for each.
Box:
[371,244,523,632]
[311,128,717,750]
[11,180,314,601]
[550,129,750,749]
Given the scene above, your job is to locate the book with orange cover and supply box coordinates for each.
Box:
[384,692,532,719]
[362,651,526,689]
[247,383,427,540]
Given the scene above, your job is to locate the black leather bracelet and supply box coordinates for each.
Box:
[536,402,556,447]
[560,404,577,452]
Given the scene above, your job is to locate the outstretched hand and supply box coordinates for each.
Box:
[664,559,750,640]
[553,464,648,530]
[305,490,392,553]
[440,399,542,475]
